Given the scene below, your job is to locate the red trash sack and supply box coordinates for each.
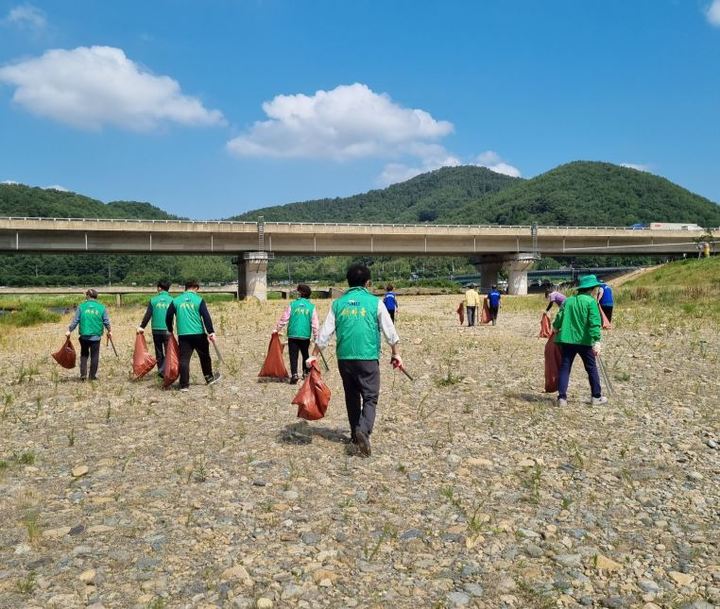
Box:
[456,302,465,325]
[598,304,612,330]
[539,312,553,338]
[51,337,76,369]
[292,362,331,421]
[163,334,180,387]
[544,334,562,393]
[480,298,492,324]
[132,333,157,380]
[258,332,289,379]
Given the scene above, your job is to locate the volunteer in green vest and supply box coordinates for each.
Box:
[165,279,220,391]
[274,283,319,384]
[137,279,173,377]
[311,264,401,457]
[552,274,607,407]
[66,288,112,381]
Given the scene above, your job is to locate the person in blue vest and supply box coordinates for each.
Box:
[382,284,399,323]
[597,281,614,322]
[310,264,401,457]
[165,279,221,392]
[137,279,173,377]
[487,285,502,326]
[275,283,319,384]
[66,289,112,381]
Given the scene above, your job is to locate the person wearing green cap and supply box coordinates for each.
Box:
[552,274,607,407]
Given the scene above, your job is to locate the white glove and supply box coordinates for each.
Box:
[136,326,144,334]
[305,356,318,368]
[592,342,602,355]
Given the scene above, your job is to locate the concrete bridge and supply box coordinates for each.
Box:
[0,217,713,298]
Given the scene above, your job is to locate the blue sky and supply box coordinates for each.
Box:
[1,0,719,219]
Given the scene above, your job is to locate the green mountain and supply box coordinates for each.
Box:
[230,165,520,223]
[0,183,176,220]
[450,161,720,227]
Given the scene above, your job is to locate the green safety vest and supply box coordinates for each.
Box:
[287,298,315,339]
[150,291,173,331]
[78,300,106,337]
[332,287,380,360]
[174,291,204,335]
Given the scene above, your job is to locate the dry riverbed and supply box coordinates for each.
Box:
[1,295,718,609]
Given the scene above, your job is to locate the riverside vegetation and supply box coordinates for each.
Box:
[0,266,718,609]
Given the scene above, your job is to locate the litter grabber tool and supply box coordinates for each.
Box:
[319,350,330,372]
[392,357,414,381]
[107,334,118,358]
[210,338,225,364]
[597,354,614,395]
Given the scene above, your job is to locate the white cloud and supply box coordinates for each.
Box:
[377,144,461,185]
[43,184,69,191]
[2,4,46,30]
[227,83,453,160]
[620,162,651,172]
[706,0,720,26]
[0,46,225,131]
[1,180,20,185]
[473,151,522,177]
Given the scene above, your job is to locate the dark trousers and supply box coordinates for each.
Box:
[388,309,396,323]
[489,305,499,325]
[601,305,613,322]
[338,360,380,437]
[152,331,170,374]
[466,306,477,326]
[179,334,213,389]
[79,338,100,379]
[558,344,601,400]
[288,337,310,377]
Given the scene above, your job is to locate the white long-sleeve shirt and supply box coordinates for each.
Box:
[316,299,399,350]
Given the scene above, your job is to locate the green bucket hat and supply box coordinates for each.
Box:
[576,274,602,290]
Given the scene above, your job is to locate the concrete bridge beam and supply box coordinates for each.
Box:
[236,252,269,302]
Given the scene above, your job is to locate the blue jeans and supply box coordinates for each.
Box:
[557,344,601,400]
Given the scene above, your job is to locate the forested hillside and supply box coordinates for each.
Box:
[448,162,720,227]
[230,166,520,223]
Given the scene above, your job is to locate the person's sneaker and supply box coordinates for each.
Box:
[206,373,222,386]
[290,374,299,385]
[556,398,568,407]
[354,427,371,457]
[89,376,99,381]
[591,396,608,406]
[180,387,189,393]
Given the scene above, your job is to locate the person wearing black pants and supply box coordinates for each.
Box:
[338,360,380,440]
[66,288,111,381]
[287,338,311,379]
[178,334,213,389]
[166,279,220,391]
[78,338,101,380]
[138,280,174,376]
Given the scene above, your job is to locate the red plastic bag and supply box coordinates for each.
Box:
[544,334,562,393]
[292,362,331,420]
[51,337,76,369]
[539,313,553,338]
[456,302,464,325]
[480,298,492,324]
[598,304,612,330]
[258,332,288,379]
[163,334,180,387]
[132,333,157,380]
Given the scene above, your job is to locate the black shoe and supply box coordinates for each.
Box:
[290,374,299,385]
[89,376,98,381]
[206,372,222,386]
[354,427,371,457]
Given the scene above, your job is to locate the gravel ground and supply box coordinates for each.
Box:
[0,295,718,609]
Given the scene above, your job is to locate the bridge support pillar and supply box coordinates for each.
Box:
[236,252,269,302]
[472,253,537,296]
